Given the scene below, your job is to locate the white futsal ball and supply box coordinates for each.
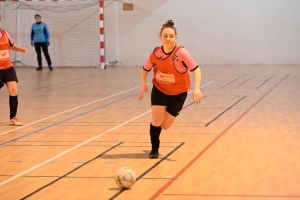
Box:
[115,167,136,189]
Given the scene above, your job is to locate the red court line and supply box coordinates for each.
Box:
[149,74,290,200]
[237,76,254,87]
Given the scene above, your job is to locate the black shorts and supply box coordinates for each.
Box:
[151,85,187,117]
[0,67,18,89]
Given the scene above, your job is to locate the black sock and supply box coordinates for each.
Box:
[150,123,162,151]
[9,95,18,119]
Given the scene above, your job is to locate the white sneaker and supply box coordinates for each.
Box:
[10,117,22,126]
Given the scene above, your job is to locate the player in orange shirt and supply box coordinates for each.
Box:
[0,28,27,125]
[139,20,203,158]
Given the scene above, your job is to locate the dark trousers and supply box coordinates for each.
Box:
[34,42,52,66]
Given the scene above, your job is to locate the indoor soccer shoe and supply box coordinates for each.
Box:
[149,149,159,159]
[48,65,53,70]
[36,66,42,70]
[10,117,22,126]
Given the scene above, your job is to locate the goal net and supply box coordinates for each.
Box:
[0,0,101,68]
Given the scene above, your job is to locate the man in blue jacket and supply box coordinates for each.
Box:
[31,14,53,70]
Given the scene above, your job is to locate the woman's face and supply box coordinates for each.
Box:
[160,27,177,49]
[35,16,41,23]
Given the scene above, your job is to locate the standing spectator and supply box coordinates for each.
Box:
[31,14,53,70]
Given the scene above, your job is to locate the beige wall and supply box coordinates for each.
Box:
[1,0,299,67]
[104,0,300,66]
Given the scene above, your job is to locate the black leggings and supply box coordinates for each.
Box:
[34,42,52,66]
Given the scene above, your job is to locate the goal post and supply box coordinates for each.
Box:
[0,0,107,69]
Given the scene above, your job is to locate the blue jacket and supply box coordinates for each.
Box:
[30,22,50,43]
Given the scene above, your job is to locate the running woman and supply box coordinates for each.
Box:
[139,20,203,159]
[0,28,27,125]
[31,14,53,70]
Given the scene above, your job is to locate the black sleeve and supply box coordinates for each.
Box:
[143,66,152,72]
[182,61,198,72]
[3,31,14,47]
[190,65,199,72]
[9,40,14,47]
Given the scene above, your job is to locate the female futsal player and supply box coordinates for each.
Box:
[0,28,27,125]
[139,20,203,159]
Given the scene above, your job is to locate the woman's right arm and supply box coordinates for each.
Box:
[139,69,149,100]
[10,44,27,53]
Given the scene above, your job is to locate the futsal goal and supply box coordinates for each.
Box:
[0,0,107,69]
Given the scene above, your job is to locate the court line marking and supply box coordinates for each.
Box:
[220,74,247,88]
[0,111,150,187]
[21,176,177,180]
[0,81,213,187]
[20,142,123,200]
[1,141,183,143]
[237,76,255,87]
[109,143,185,200]
[205,95,247,127]
[149,74,290,200]
[0,93,138,146]
[162,194,300,198]
[0,84,148,136]
[43,81,84,92]
[181,95,207,110]
[3,145,178,147]
[37,74,99,89]
[255,74,275,89]
[239,134,300,136]
[22,143,184,199]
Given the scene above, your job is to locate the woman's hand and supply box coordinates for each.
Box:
[139,84,148,100]
[193,88,203,103]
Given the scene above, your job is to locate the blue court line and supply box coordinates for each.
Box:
[0,93,138,147]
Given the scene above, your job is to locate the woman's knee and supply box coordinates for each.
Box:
[9,89,18,96]
[151,106,166,126]
[6,82,18,96]
[152,116,164,127]
[161,124,171,130]
[161,112,176,130]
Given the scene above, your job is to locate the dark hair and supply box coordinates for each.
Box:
[35,14,41,18]
[160,20,177,36]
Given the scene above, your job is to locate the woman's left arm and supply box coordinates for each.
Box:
[179,48,203,103]
[192,67,203,103]
[10,44,27,53]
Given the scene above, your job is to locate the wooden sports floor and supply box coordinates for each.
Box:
[0,65,299,200]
